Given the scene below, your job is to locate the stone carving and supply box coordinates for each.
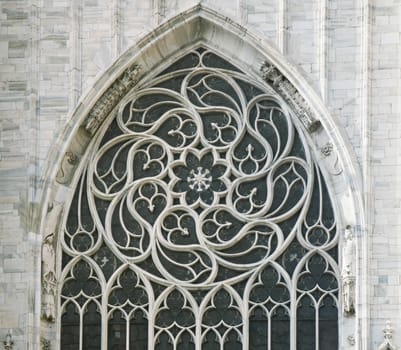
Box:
[55,151,79,184]
[60,49,340,348]
[3,330,13,350]
[261,62,321,133]
[320,141,343,176]
[41,202,63,322]
[84,63,141,135]
[342,225,355,315]
[320,142,333,158]
[41,338,51,350]
[347,335,355,346]
[342,265,355,315]
[378,321,397,350]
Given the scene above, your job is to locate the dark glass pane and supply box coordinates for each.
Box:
[319,296,338,350]
[91,243,121,280]
[62,251,73,269]
[61,303,80,350]
[130,310,148,349]
[201,51,242,72]
[202,331,220,350]
[177,331,195,350]
[155,332,173,350]
[155,75,186,92]
[235,79,264,102]
[109,269,148,308]
[155,289,195,348]
[279,238,307,276]
[62,260,101,300]
[249,307,268,350]
[297,296,315,350]
[297,255,338,293]
[224,330,241,350]
[159,52,201,75]
[271,307,290,350]
[99,118,124,148]
[65,173,96,246]
[83,302,101,350]
[108,310,126,350]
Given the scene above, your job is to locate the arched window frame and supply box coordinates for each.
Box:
[36,5,366,349]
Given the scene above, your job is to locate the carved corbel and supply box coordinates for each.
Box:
[3,330,13,350]
[378,321,398,350]
[83,63,141,135]
[342,225,355,315]
[41,202,64,322]
[347,335,355,346]
[41,338,51,350]
[320,142,343,176]
[55,151,79,185]
[260,62,321,133]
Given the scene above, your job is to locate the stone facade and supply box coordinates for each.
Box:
[0,0,400,349]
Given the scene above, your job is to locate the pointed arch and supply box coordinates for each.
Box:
[37,4,366,349]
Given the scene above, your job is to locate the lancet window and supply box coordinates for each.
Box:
[59,47,339,350]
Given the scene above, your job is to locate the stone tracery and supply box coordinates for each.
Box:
[59,47,339,349]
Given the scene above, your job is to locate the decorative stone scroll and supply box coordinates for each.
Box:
[378,321,398,350]
[261,62,321,133]
[41,202,64,322]
[342,225,355,315]
[320,141,343,176]
[55,151,78,184]
[83,63,141,135]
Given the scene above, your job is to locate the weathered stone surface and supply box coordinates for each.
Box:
[0,1,400,349]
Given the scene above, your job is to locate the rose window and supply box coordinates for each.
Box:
[60,48,339,349]
[171,150,229,206]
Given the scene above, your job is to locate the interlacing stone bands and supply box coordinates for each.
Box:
[60,47,339,350]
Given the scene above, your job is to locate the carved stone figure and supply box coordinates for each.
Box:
[260,61,321,133]
[347,335,355,346]
[342,264,355,314]
[343,225,354,269]
[41,233,56,322]
[342,225,356,315]
[84,63,141,135]
[260,63,282,86]
[378,321,397,350]
[55,151,79,184]
[41,202,63,322]
[41,337,51,350]
[3,330,13,350]
[321,142,334,158]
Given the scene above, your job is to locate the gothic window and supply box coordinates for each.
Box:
[60,47,339,349]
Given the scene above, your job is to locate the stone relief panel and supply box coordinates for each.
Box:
[55,151,79,185]
[261,62,321,133]
[342,225,355,316]
[41,202,64,322]
[83,63,141,135]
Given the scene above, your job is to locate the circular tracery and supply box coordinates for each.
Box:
[61,47,339,349]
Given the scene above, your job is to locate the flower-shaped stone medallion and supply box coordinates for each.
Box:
[170,149,229,207]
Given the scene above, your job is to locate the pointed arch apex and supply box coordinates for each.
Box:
[37,6,366,349]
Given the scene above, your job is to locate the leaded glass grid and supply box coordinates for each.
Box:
[60,47,339,350]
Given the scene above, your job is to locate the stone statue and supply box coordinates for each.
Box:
[41,202,63,322]
[378,321,397,350]
[342,264,355,314]
[41,233,56,321]
[342,225,355,315]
